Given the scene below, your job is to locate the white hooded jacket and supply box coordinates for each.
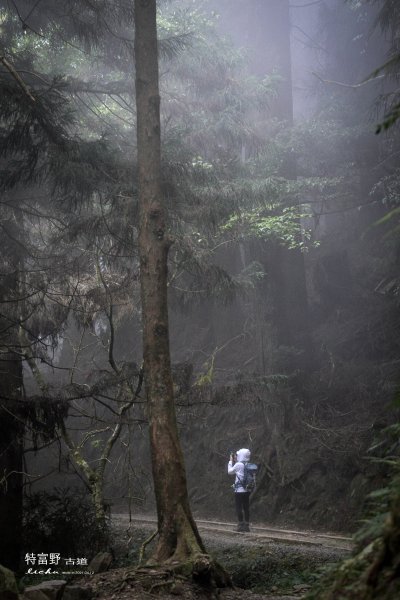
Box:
[228,448,251,493]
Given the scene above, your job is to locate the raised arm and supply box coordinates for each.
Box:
[228,452,238,475]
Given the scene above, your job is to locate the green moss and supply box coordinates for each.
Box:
[0,564,19,597]
[172,561,194,578]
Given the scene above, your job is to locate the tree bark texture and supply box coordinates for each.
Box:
[134,0,207,565]
[0,231,23,571]
[0,393,23,572]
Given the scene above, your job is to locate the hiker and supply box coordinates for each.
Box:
[228,448,255,532]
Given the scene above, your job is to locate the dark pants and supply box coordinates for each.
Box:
[235,492,250,523]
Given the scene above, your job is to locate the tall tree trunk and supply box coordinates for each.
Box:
[217,0,313,372]
[0,387,23,572]
[269,0,313,370]
[0,214,24,572]
[134,1,229,584]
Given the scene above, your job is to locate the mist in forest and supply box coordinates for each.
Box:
[1,0,400,596]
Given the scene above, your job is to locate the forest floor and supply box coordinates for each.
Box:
[113,514,352,552]
[80,515,351,599]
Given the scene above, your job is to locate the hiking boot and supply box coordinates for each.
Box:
[242,522,250,532]
[235,522,245,532]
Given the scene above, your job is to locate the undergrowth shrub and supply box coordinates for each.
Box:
[22,487,111,559]
[305,421,400,599]
[213,545,322,593]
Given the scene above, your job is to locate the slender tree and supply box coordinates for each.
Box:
[134,0,229,584]
[0,213,23,571]
[267,0,313,368]
[215,0,313,371]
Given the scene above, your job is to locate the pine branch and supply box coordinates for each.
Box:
[0,56,36,102]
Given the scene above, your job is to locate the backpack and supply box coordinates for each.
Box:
[236,462,258,493]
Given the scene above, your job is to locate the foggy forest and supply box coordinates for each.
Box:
[1,1,400,599]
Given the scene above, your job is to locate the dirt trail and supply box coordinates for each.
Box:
[103,514,351,600]
[113,513,352,552]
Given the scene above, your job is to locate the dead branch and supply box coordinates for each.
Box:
[0,56,36,102]
[312,70,384,89]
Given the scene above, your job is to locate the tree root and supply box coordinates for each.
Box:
[170,553,232,589]
[149,579,174,593]
[138,529,159,564]
[131,553,231,592]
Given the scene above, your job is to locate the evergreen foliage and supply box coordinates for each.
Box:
[366,0,400,131]
[0,0,399,588]
[306,423,400,599]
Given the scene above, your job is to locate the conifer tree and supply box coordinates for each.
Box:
[134,0,229,584]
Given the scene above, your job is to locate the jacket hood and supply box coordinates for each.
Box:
[236,448,251,462]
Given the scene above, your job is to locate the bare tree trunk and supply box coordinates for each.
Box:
[217,0,313,372]
[0,215,24,572]
[134,2,229,584]
[268,0,313,370]
[0,392,23,572]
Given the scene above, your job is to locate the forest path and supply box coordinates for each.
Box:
[113,513,352,552]
[103,514,351,599]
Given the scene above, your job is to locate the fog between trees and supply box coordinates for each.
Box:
[1,0,400,595]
